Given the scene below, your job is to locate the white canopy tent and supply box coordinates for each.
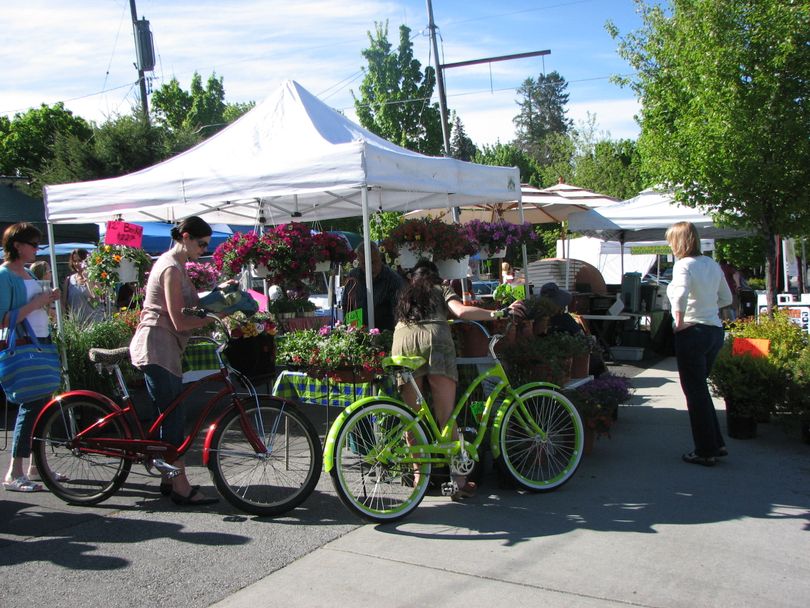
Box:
[567,187,747,242]
[43,80,520,327]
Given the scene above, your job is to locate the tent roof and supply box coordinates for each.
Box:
[44,80,520,226]
[567,187,748,242]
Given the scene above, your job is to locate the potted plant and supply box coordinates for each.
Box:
[276,323,388,382]
[212,231,269,278]
[463,219,536,258]
[312,232,356,272]
[564,373,632,453]
[500,333,575,387]
[708,341,786,439]
[185,261,220,292]
[523,295,560,336]
[221,311,278,381]
[85,244,152,300]
[380,217,477,275]
[783,347,810,444]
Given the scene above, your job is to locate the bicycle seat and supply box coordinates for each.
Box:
[382,355,426,372]
[89,347,131,365]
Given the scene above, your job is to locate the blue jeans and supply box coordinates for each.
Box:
[11,397,49,458]
[674,324,726,457]
[142,364,184,447]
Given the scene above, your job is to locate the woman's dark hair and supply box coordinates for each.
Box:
[170,216,212,241]
[395,259,444,323]
[2,222,42,262]
[69,248,89,273]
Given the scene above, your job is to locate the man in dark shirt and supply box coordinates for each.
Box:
[341,242,403,331]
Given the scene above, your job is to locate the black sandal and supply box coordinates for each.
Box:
[159,481,172,496]
[170,485,219,506]
[682,451,716,467]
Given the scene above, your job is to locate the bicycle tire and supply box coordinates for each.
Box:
[208,397,322,516]
[330,400,431,523]
[496,387,583,491]
[33,397,132,504]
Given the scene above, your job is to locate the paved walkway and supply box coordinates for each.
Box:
[214,357,810,608]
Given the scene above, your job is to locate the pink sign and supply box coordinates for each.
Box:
[105,221,143,248]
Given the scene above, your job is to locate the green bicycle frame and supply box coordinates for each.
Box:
[322,358,561,471]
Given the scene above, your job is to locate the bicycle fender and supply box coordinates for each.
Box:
[322,396,407,472]
[489,382,559,460]
[32,390,128,437]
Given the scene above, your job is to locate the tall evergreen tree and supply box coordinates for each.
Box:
[354,22,444,155]
[513,71,573,163]
[449,113,477,161]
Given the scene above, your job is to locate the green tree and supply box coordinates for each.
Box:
[610,0,810,309]
[0,103,91,180]
[449,113,477,161]
[473,142,542,186]
[354,22,444,155]
[573,138,643,200]
[513,71,573,164]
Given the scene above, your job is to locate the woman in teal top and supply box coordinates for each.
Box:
[1,223,62,492]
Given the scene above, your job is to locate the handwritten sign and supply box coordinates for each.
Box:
[105,221,143,248]
[345,308,364,327]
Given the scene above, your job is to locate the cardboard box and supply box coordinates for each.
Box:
[610,346,645,361]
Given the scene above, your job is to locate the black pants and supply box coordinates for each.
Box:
[674,324,725,457]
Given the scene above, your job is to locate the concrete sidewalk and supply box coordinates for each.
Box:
[214,357,810,608]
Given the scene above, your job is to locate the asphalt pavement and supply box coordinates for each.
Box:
[2,356,809,607]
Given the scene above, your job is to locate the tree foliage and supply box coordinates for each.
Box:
[449,113,477,161]
[354,22,444,155]
[610,0,810,307]
[574,138,643,200]
[513,71,573,164]
[473,142,543,186]
[0,103,91,180]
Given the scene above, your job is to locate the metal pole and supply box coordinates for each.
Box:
[361,187,375,329]
[129,0,149,119]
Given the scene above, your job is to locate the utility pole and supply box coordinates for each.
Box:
[129,0,153,120]
[426,0,451,158]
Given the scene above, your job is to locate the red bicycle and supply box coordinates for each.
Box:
[31,310,322,516]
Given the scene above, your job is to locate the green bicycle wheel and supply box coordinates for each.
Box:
[330,400,431,523]
[496,387,583,491]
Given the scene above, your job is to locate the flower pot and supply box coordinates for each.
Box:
[328,368,374,384]
[570,353,590,379]
[457,323,490,357]
[397,245,424,269]
[435,256,470,280]
[314,261,331,273]
[252,263,269,278]
[117,258,138,283]
[483,246,507,259]
[726,408,757,439]
[224,334,275,381]
[525,358,571,386]
[582,425,595,455]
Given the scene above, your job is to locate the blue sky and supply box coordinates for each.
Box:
[2,0,646,147]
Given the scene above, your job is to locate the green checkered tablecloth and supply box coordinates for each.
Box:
[182,342,221,372]
[272,370,392,408]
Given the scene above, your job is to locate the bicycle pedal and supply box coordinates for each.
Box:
[150,458,181,478]
[440,481,459,497]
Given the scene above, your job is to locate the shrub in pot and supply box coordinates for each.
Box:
[784,347,810,443]
[709,341,786,438]
[501,332,580,387]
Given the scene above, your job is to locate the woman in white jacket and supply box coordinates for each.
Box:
[665,221,733,467]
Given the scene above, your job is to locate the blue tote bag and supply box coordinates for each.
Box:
[0,309,62,404]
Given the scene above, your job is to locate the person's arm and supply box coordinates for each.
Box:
[447,298,526,321]
[667,261,691,332]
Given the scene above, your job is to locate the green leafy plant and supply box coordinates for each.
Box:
[709,341,786,417]
[267,298,316,316]
[85,244,152,300]
[523,295,561,320]
[55,312,141,392]
[784,347,810,421]
[276,324,388,380]
[726,311,808,370]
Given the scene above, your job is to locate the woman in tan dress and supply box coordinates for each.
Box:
[392,259,524,499]
[129,216,225,506]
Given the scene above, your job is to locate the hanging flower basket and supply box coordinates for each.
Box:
[312,232,356,273]
[435,256,470,280]
[395,244,423,269]
[85,244,152,300]
[462,220,537,255]
[117,258,138,283]
[483,246,507,259]
[380,217,476,267]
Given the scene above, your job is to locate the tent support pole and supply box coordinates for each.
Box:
[518,197,529,290]
[361,187,375,329]
[45,213,70,390]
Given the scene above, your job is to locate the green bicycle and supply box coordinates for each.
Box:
[323,318,585,523]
